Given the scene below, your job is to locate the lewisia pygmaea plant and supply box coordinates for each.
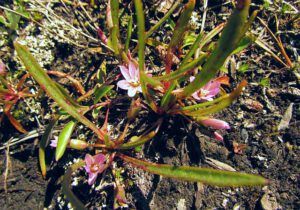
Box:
[12,0,268,208]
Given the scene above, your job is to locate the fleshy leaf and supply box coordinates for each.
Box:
[55,120,76,161]
[14,42,104,140]
[94,84,114,103]
[120,154,268,187]
[39,117,58,177]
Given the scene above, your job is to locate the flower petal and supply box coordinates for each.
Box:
[189,76,195,83]
[94,154,106,164]
[128,87,137,97]
[192,92,201,101]
[136,86,142,93]
[88,172,98,185]
[85,154,94,167]
[50,140,57,148]
[119,65,131,81]
[117,80,131,90]
[201,118,230,130]
[128,62,138,80]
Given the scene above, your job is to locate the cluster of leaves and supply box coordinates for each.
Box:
[2,0,269,209]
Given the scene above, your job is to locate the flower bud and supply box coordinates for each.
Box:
[69,139,88,150]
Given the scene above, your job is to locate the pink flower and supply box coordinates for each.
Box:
[200,118,230,130]
[50,136,58,148]
[84,154,106,185]
[117,62,142,97]
[190,76,220,101]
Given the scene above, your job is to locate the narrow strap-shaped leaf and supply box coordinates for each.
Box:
[118,119,162,150]
[110,0,120,56]
[134,0,145,73]
[55,120,77,161]
[181,31,204,65]
[167,0,195,51]
[94,84,114,103]
[14,42,105,140]
[165,0,195,75]
[155,53,207,81]
[125,15,133,53]
[120,154,268,187]
[198,23,225,51]
[145,1,181,39]
[62,160,86,210]
[134,0,157,111]
[181,0,251,98]
[39,117,58,177]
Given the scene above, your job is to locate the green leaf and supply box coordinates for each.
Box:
[39,117,58,177]
[118,131,156,150]
[110,0,120,55]
[125,15,133,52]
[94,84,114,103]
[237,63,249,73]
[259,77,270,87]
[14,42,105,140]
[167,0,195,51]
[5,10,21,30]
[120,155,268,187]
[134,0,145,73]
[55,120,76,161]
[231,36,253,55]
[181,32,204,64]
[145,1,181,39]
[181,1,251,98]
[155,53,207,81]
[62,160,86,210]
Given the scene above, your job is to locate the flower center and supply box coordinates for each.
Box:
[198,89,209,97]
[91,163,100,173]
[130,81,140,87]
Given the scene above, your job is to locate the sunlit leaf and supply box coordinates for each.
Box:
[120,155,268,187]
[181,1,251,98]
[55,120,77,161]
[14,42,105,140]
[94,84,114,103]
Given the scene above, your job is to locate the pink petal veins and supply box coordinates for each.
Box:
[94,154,106,164]
[85,154,94,166]
[117,80,131,90]
[119,65,131,81]
[128,62,138,80]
